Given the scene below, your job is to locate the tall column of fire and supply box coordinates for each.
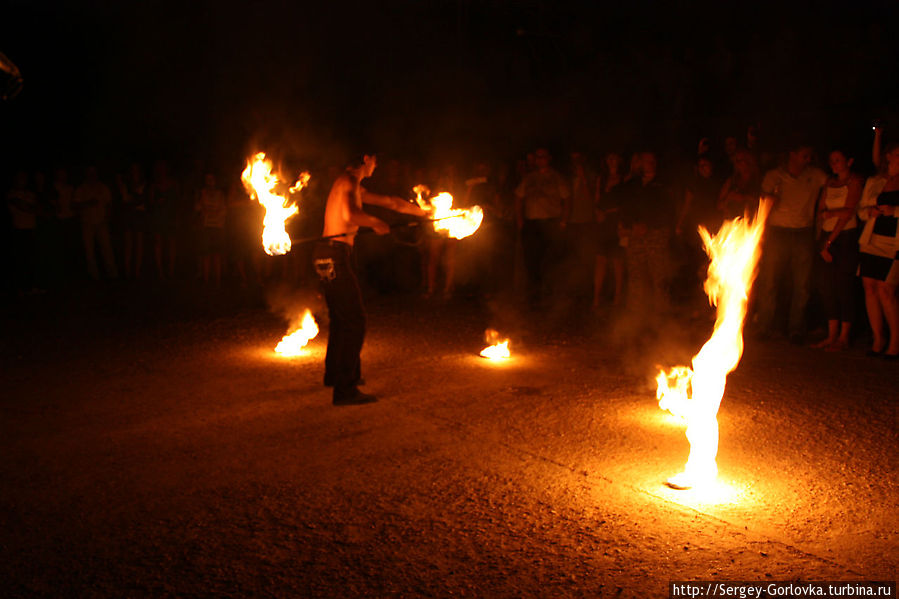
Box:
[656,201,770,490]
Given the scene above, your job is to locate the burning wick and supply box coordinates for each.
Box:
[655,201,770,491]
[241,152,310,256]
[480,329,511,360]
[413,185,484,240]
[274,309,319,356]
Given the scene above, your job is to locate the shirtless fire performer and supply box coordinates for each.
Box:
[314,154,426,406]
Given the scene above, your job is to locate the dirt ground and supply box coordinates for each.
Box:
[1,284,896,597]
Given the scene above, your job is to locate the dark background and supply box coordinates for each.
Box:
[2,0,898,172]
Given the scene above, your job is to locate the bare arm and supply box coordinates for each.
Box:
[346,202,389,234]
[360,188,426,217]
[825,177,862,245]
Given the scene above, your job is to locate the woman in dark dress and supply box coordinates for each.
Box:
[857,144,899,358]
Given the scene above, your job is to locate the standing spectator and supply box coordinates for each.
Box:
[195,173,227,287]
[676,155,721,313]
[812,149,862,351]
[50,166,79,284]
[514,148,571,307]
[425,163,463,299]
[6,170,38,294]
[73,166,118,281]
[718,149,761,220]
[624,152,642,183]
[755,142,827,343]
[857,143,899,358]
[464,161,501,297]
[677,155,721,237]
[226,178,257,287]
[566,151,599,299]
[619,151,676,319]
[149,160,180,280]
[118,163,149,280]
[489,161,517,296]
[721,134,739,177]
[32,170,56,289]
[593,152,626,308]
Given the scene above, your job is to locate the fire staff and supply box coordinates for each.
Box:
[314,154,426,406]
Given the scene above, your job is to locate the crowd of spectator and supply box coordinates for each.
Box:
[4,126,898,356]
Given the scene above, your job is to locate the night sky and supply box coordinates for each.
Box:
[2,0,899,174]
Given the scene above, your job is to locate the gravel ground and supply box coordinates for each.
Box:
[1,284,896,597]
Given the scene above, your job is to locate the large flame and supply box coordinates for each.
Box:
[241,152,310,255]
[413,185,483,240]
[480,329,511,360]
[274,309,319,356]
[656,201,770,490]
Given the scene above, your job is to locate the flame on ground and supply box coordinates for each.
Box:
[655,201,771,490]
[480,329,511,360]
[274,309,319,356]
[414,185,483,240]
[241,152,310,256]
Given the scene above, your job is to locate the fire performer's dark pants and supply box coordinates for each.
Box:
[314,240,365,393]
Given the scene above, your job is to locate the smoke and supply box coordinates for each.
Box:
[265,283,327,333]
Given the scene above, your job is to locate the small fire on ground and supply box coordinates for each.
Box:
[655,201,770,492]
[480,329,511,360]
[275,309,319,357]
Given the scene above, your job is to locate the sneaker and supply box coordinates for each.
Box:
[332,387,378,406]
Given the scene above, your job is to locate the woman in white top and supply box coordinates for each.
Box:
[812,149,862,351]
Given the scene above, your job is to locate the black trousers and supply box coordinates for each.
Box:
[314,241,365,392]
[521,218,562,304]
[818,228,859,323]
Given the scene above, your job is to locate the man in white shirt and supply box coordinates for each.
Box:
[755,143,827,343]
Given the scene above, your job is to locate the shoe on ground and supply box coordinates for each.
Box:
[333,387,377,406]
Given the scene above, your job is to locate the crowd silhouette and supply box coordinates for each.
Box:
[4,126,898,356]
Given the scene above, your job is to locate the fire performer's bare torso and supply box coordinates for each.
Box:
[315,154,425,407]
[323,155,424,245]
